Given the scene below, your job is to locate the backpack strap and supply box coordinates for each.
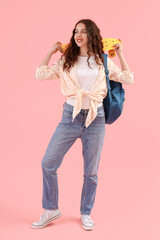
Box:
[102,53,111,90]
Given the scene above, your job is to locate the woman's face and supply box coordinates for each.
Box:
[74,22,88,48]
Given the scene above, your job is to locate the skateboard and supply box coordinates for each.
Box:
[57,38,122,58]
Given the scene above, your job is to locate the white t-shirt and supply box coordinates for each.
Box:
[66,55,103,109]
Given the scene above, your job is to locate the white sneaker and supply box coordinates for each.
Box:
[31,208,61,229]
[81,214,95,230]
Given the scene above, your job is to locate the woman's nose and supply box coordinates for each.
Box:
[76,32,81,37]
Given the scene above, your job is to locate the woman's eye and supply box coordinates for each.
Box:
[75,31,86,34]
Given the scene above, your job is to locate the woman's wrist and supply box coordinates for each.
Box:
[117,52,123,58]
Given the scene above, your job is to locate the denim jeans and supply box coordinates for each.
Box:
[41,102,106,215]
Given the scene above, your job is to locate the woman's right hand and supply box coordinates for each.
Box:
[50,41,64,54]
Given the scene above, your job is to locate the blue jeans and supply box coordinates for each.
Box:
[41,102,106,215]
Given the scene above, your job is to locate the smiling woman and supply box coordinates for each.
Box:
[60,19,105,72]
[33,18,134,232]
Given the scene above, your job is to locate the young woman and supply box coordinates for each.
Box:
[31,19,134,231]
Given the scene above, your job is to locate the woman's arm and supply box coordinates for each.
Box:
[117,53,132,74]
[112,42,135,75]
[35,59,61,80]
[107,57,134,84]
[107,42,135,84]
[38,50,54,67]
[35,42,63,80]
[38,41,62,67]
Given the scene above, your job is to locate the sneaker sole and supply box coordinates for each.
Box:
[82,223,94,231]
[31,212,61,229]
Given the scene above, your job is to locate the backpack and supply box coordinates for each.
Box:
[102,53,125,124]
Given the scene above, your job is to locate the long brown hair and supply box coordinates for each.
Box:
[60,19,105,72]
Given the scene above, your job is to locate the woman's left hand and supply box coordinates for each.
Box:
[112,41,123,56]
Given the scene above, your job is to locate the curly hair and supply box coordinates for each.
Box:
[60,19,105,73]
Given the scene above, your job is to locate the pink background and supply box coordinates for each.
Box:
[1,0,160,239]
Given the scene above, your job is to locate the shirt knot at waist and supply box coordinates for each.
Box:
[71,89,99,128]
[77,88,90,96]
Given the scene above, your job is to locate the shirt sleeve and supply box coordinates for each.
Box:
[35,58,61,80]
[107,57,135,84]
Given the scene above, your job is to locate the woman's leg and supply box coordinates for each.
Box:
[41,104,81,210]
[80,106,106,215]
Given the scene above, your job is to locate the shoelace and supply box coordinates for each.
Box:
[83,215,93,223]
[39,210,47,221]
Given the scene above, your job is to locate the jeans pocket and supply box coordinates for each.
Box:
[63,108,73,118]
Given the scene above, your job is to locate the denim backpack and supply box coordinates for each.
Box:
[102,53,125,124]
